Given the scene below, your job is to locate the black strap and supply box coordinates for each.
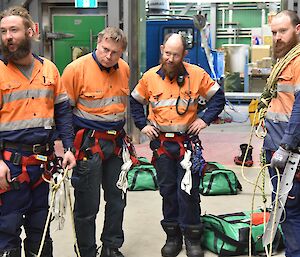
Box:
[203,170,235,195]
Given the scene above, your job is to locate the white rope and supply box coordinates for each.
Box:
[180,150,192,195]
[50,172,67,230]
[116,147,132,194]
[37,167,70,257]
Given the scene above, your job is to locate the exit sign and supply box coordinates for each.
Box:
[75,0,97,8]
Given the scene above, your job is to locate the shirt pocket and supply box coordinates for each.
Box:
[120,87,130,96]
[82,90,105,99]
[1,81,22,91]
[278,73,293,83]
[149,88,163,107]
[42,76,56,87]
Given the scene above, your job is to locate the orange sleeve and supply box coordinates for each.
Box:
[198,70,216,98]
[61,64,79,107]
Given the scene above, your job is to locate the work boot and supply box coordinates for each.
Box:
[24,238,53,257]
[234,144,253,167]
[161,221,183,257]
[0,248,21,257]
[184,225,204,257]
[100,245,124,257]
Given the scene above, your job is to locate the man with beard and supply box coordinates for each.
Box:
[0,6,76,257]
[258,10,300,257]
[130,33,225,257]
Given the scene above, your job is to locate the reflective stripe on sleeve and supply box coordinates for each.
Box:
[206,82,220,100]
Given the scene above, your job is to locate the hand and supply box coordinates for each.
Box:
[270,146,290,169]
[187,118,207,135]
[62,151,76,169]
[141,125,159,140]
[0,160,11,190]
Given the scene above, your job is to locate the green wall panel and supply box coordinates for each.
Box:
[53,15,106,74]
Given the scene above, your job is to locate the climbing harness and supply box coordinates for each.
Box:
[0,151,55,199]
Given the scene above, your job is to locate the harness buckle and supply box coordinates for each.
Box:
[33,144,49,154]
[9,178,21,190]
[10,152,22,165]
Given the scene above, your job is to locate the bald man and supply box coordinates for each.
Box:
[130,33,225,257]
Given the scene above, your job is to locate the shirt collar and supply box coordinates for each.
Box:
[156,63,189,80]
[92,49,119,73]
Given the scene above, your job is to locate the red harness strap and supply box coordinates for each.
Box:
[74,129,123,161]
[0,151,54,195]
[157,133,188,160]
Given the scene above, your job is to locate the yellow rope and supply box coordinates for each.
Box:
[66,176,82,257]
[258,43,300,120]
[240,109,283,256]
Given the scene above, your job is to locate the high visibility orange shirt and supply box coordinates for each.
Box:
[131,62,221,132]
[0,55,68,133]
[61,51,130,131]
[264,55,300,150]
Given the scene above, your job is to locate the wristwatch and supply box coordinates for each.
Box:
[64,147,76,155]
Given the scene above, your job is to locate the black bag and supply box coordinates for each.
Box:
[201,210,284,256]
[200,162,242,195]
[127,157,158,191]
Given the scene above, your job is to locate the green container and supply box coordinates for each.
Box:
[127,157,158,191]
[201,210,284,256]
[200,162,242,195]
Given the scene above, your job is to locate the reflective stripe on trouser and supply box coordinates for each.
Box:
[0,161,51,250]
[266,150,300,257]
[71,139,126,257]
[155,154,201,228]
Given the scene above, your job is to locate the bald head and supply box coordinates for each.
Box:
[160,33,188,80]
[163,33,187,52]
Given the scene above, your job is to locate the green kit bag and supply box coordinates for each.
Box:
[127,157,158,191]
[200,162,242,195]
[201,210,284,256]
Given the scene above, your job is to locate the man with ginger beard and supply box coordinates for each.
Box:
[0,6,76,257]
[130,33,225,257]
[258,10,300,257]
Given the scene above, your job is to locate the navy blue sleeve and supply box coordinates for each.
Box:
[200,88,225,125]
[130,95,147,130]
[281,91,300,148]
[54,100,75,148]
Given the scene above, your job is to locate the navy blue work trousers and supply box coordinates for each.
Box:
[71,139,126,257]
[266,150,300,257]
[154,152,201,228]
[0,156,50,251]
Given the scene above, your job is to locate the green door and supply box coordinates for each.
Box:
[53,15,106,74]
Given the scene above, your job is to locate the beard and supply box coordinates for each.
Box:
[273,33,299,59]
[160,58,185,81]
[1,34,31,61]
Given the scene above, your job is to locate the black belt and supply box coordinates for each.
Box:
[1,142,51,154]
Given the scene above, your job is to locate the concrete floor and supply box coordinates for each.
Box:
[45,106,285,257]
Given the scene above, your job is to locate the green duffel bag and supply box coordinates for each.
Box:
[200,162,242,195]
[127,157,158,191]
[201,210,284,256]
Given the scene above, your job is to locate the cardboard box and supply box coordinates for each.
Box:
[251,45,271,63]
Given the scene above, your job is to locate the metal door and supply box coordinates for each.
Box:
[52,15,106,73]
